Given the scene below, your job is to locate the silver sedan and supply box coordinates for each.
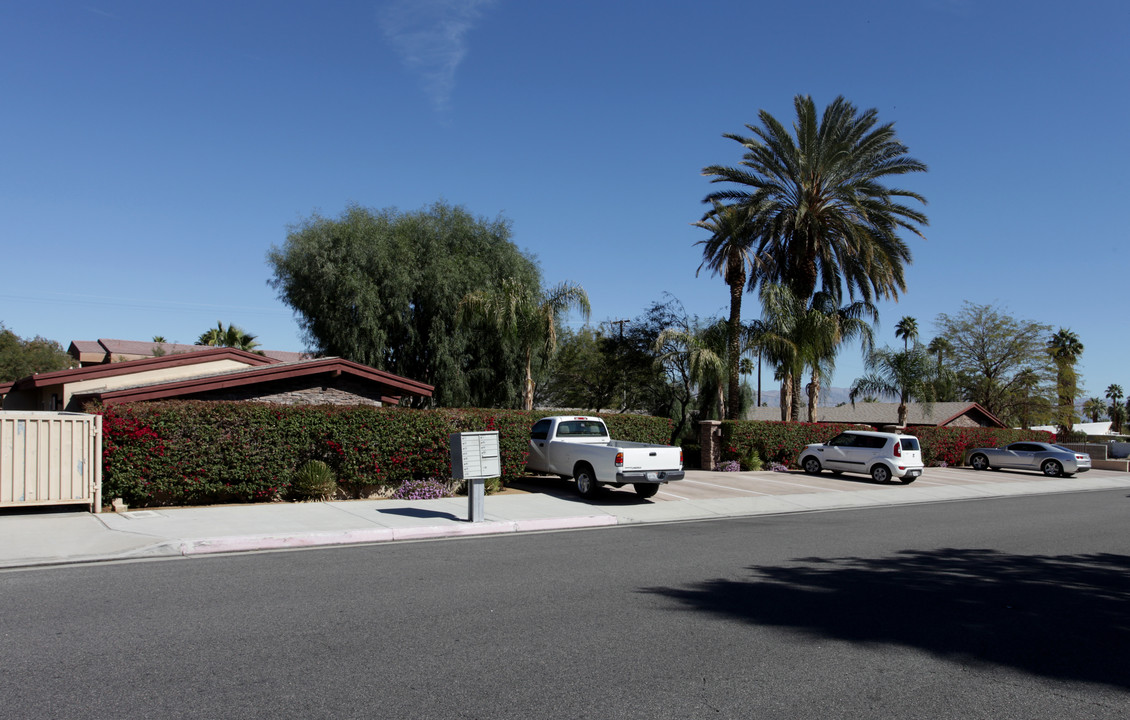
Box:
[964,442,1091,477]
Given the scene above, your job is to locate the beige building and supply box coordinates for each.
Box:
[2,347,433,411]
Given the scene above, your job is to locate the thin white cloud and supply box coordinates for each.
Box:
[379,0,497,113]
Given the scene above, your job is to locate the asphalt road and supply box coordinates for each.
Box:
[2,489,1128,719]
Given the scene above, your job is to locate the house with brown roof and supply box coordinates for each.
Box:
[2,347,432,411]
[68,338,311,366]
[744,401,1006,429]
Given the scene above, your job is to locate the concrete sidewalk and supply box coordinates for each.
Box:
[4,469,1130,569]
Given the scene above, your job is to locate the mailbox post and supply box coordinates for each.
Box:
[449,431,500,522]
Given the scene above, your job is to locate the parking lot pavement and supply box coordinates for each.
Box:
[640,466,1130,502]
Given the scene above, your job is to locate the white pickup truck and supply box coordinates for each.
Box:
[525,416,684,499]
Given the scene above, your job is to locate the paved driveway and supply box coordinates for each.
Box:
[512,466,1130,503]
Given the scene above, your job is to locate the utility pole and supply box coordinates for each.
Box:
[607,319,629,339]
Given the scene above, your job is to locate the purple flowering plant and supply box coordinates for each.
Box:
[392,477,453,501]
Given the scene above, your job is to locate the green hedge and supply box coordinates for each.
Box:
[95,402,673,507]
[720,421,1055,468]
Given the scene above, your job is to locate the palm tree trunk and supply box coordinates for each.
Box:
[898,397,908,427]
[756,351,762,408]
[523,347,534,412]
[790,373,803,423]
[726,276,743,421]
[807,371,819,423]
[780,374,792,421]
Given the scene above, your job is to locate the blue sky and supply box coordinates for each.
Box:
[2,1,1127,401]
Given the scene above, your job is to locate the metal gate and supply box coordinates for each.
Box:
[0,412,102,512]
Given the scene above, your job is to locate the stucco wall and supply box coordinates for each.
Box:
[62,359,255,408]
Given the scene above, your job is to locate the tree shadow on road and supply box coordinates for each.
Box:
[641,548,1130,689]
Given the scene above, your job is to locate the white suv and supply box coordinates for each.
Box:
[798,430,924,484]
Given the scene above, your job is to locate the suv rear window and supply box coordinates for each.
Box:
[899,438,920,451]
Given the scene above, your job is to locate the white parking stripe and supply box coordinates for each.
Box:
[736,475,848,492]
[679,479,772,495]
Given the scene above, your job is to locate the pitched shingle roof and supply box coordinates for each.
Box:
[68,338,313,364]
[744,402,1005,428]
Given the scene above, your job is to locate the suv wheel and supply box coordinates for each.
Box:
[802,456,822,475]
[870,464,891,483]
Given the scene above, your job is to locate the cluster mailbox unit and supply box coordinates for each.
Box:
[449,431,500,522]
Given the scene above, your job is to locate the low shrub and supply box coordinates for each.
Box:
[717,460,741,472]
[289,460,337,501]
[742,450,763,472]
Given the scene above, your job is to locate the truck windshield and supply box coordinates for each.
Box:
[558,421,608,437]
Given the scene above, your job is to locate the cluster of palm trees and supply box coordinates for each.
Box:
[457,280,591,411]
[196,322,261,352]
[690,94,929,421]
[1083,384,1127,434]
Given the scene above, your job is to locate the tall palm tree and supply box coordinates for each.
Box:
[197,322,260,352]
[1107,384,1125,433]
[926,336,952,371]
[694,202,757,420]
[1047,328,1084,436]
[702,94,928,308]
[894,316,918,351]
[849,344,933,427]
[655,320,729,420]
[924,335,958,402]
[1082,397,1106,423]
[458,279,590,411]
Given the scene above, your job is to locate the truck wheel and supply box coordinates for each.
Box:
[574,464,599,498]
[634,483,659,499]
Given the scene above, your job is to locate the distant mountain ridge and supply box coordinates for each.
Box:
[749,386,857,410]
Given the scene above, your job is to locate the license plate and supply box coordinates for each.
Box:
[907,470,921,478]
[646,472,658,481]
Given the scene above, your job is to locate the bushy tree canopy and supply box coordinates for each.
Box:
[0,323,75,382]
[934,302,1054,426]
[267,201,540,407]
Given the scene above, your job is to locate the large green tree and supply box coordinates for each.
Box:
[702,94,928,308]
[656,319,729,422]
[934,302,1054,425]
[458,278,590,411]
[1046,328,1084,436]
[267,201,539,407]
[0,323,76,382]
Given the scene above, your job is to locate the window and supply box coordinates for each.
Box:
[558,420,608,437]
[828,433,859,447]
[530,419,551,441]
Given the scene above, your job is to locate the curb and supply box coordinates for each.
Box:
[176,515,619,556]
